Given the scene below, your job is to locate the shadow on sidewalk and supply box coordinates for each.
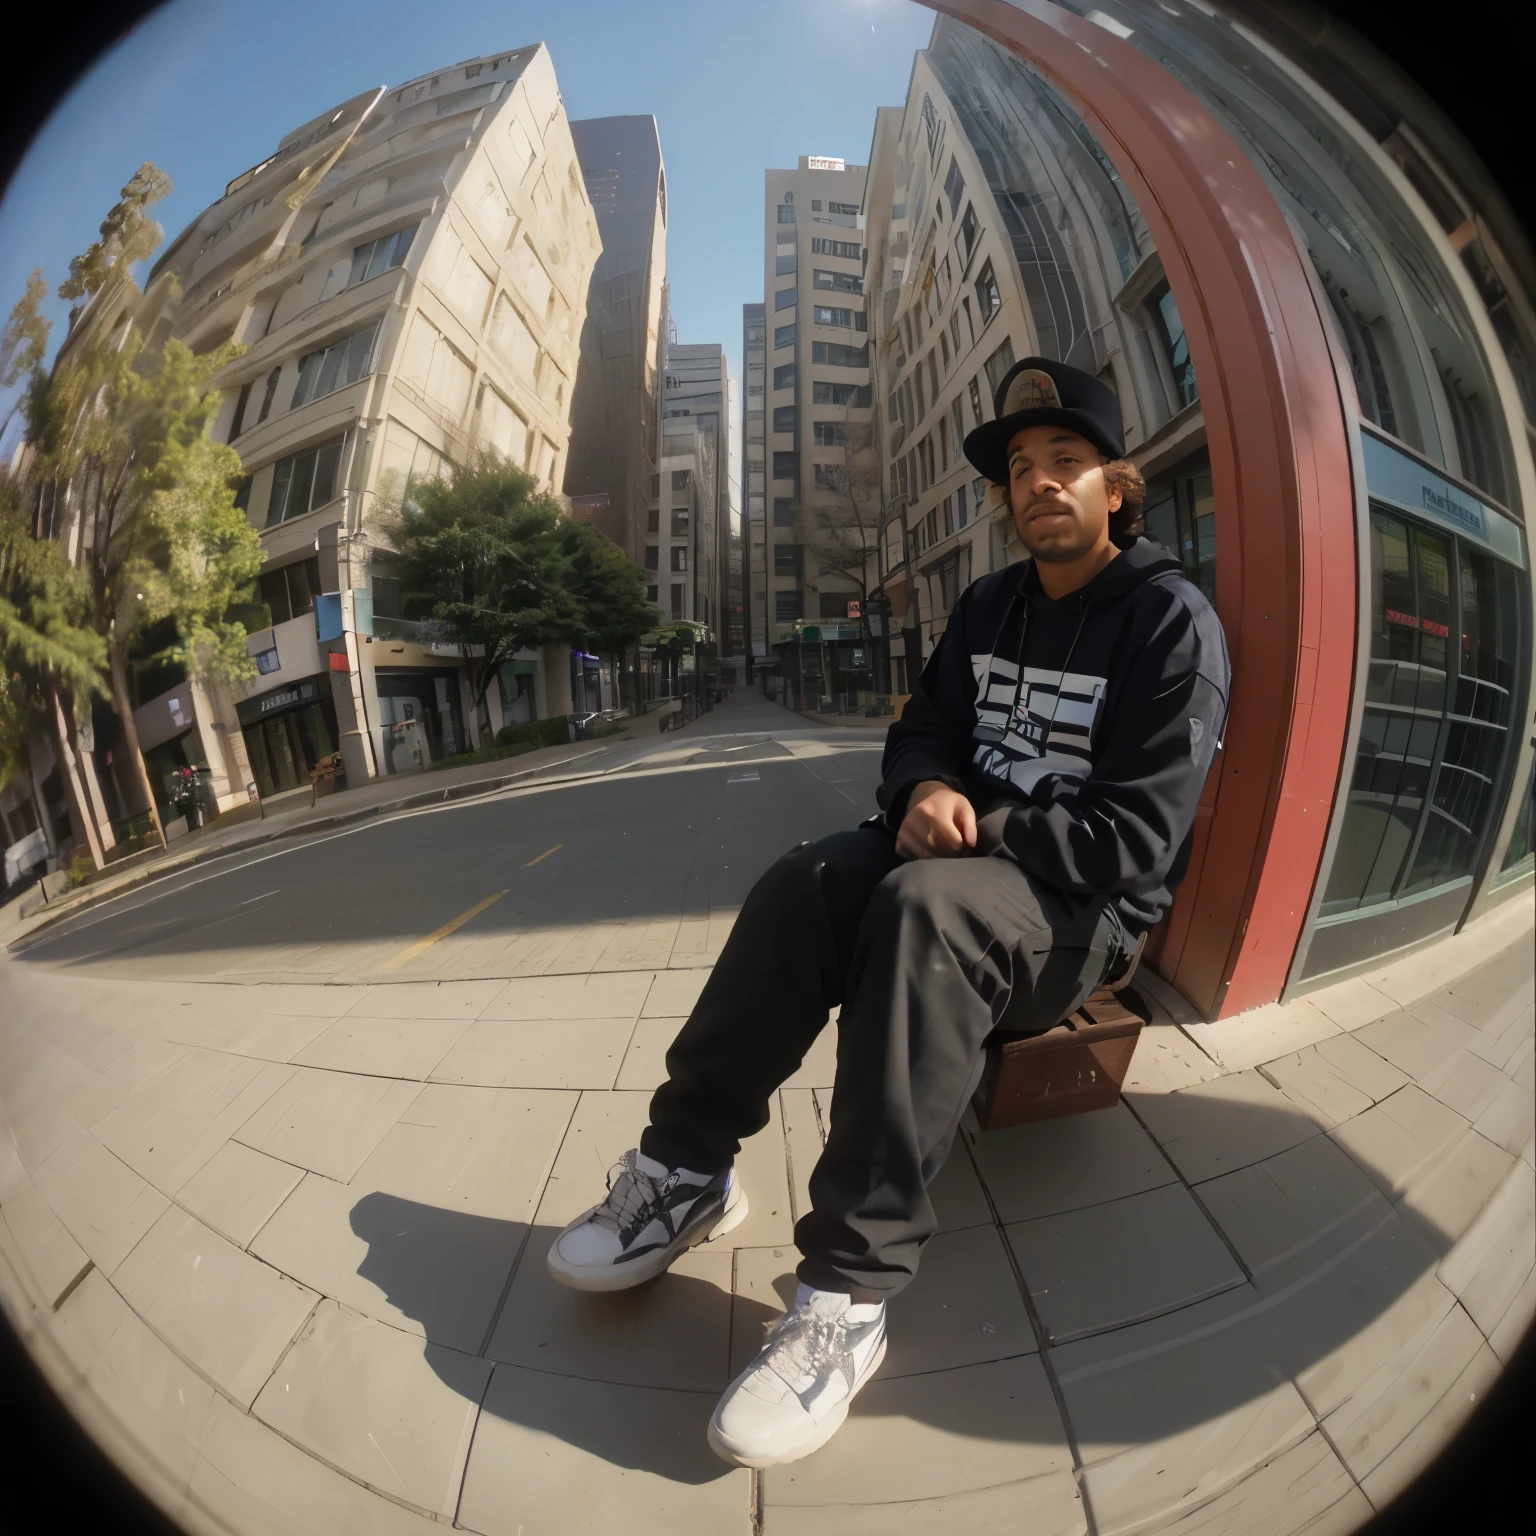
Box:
[342,1083,1479,1474]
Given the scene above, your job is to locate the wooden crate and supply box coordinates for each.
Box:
[971,985,1149,1131]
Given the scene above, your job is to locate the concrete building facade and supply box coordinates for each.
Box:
[658,341,729,630]
[752,156,878,702]
[127,44,600,798]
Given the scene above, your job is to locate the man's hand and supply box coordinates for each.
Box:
[895,780,977,860]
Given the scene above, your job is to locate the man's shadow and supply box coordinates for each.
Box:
[345,1088,1477,1486]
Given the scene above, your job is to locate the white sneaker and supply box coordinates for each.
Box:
[708,1283,888,1467]
[546,1148,748,1292]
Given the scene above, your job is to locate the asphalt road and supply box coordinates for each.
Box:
[12,730,888,981]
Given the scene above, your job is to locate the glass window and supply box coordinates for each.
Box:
[813,269,863,293]
[943,156,966,216]
[810,238,861,259]
[773,406,796,433]
[775,254,797,276]
[1320,510,1519,916]
[292,320,381,409]
[773,498,793,527]
[257,367,282,424]
[776,203,796,225]
[983,339,1015,403]
[266,435,347,527]
[974,261,1000,323]
[774,544,801,577]
[670,510,688,537]
[813,381,868,406]
[959,202,979,260]
[772,452,799,480]
[813,422,846,446]
[670,546,687,572]
[811,342,868,368]
[775,323,797,351]
[775,288,797,311]
[773,363,795,390]
[1149,281,1198,408]
[1501,760,1535,872]
[776,590,804,621]
[813,305,861,329]
[967,376,983,427]
[348,223,418,288]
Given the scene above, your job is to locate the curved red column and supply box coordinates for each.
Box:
[921,0,1357,1016]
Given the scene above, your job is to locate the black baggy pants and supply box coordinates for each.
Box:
[641,820,1124,1298]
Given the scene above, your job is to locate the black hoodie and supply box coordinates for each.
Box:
[876,538,1231,936]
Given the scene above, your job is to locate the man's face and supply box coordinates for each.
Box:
[1005,424,1121,563]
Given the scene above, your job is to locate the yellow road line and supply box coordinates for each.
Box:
[381,890,509,971]
[523,843,563,867]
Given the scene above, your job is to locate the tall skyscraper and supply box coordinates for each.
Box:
[564,116,668,565]
[659,342,729,628]
[756,156,877,697]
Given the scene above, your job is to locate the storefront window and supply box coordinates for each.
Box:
[1320,508,1518,916]
[1500,760,1535,873]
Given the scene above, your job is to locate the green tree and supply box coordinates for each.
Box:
[0,269,51,441]
[0,472,106,791]
[551,515,657,708]
[380,454,581,741]
[57,163,170,308]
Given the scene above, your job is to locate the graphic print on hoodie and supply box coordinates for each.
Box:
[876,538,1231,936]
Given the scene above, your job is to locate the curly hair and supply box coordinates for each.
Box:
[1104,459,1146,548]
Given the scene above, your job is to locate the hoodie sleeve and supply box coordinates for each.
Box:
[875,584,981,831]
[983,588,1229,900]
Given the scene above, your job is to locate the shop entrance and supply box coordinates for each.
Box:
[239,685,339,799]
[375,670,466,762]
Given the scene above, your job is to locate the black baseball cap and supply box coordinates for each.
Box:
[962,355,1125,483]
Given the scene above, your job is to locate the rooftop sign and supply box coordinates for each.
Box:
[807,156,845,171]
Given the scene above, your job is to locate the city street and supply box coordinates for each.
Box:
[2,687,1532,1536]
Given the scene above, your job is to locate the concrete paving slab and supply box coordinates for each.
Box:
[249,1084,573,1353]
[1397,1128,1515,1244]
[1128,1431,1370,1536]
[1196,1134,1394,1282]
[459,1366,750,1536]
[172,1140,306,1250]
[35,1130,172,1274]
[1351,1009,1480,1081]
[188,1391,445,1536]
[761,1355,1071,1508]
[966,1101,1175,1224]
[93,1056,296,1197]
[338,979,502,1020]
[481,970,652,1020]
[787,1021,839,1090]
[1122,1022,1224,1094]
[232,1067,422,1182]
[640,966,713,1018]
[293,1014,475,1080]
[1258,1033,1410,1130]
[1183,998,1341,1073]
[1319,1298,1485,1486]
[1007,1182,1246,1344]
[1,1186,91,1310]
[1328,1085,1470,1199]
[1437,1159,1535,1341]
[1356,1340,1501,1512]
[1473,1076,1534,1155]
[1056,1310,1314,1536]
[780,1087,824,1226]
[759,1470,1086,1536]
[1127,1070,1324,1184]
[428,1015,635,1089]
[615,1013,684,1091]
[486,1231,734,1390]
[253,1299,490,1518]
[113,1206,319,1407]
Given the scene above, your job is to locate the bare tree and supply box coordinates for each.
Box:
[797,407,883,665]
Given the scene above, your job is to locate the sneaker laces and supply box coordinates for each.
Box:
[757,1290,860,1399]
[590,1149,681,1247]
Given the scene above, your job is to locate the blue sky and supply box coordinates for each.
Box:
[0,0,933,446]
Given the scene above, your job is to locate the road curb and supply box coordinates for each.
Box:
[6,742,618,948]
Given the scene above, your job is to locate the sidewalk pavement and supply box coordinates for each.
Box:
[6,687,838,943]
[0,825,1529,1536]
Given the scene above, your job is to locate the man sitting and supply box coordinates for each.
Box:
[547,356,1231,1468]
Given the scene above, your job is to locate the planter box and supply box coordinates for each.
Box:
[971,986,1149,1130]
